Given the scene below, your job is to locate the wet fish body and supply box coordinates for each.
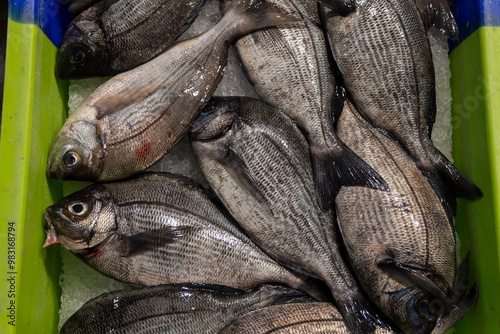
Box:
[191,96,389,334]
[335,101,478,333]
[221,0,387,211]
[321,0,481,211]
[56,0,207,78]
[44,173,322,297]
[60,284,313,334]
[47,0,301,182]
[220,302,394,333]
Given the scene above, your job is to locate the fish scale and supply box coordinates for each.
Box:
[221,0,388,212]
[191,97,391,334]
[335,101,456,333]
[48,0,302,182]
[322,0,482,211]
[45,173,323,298]
[60,284,313,333]
[56,0,207,77]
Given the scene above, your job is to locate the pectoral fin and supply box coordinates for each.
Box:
[219,145,270,209]
[117,226,193,257]
[377,256,450,304]
[93,80,160,119]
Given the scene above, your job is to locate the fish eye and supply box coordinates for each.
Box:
[415,299,431,318]
[63,152,80,169]
[70,50,86,65]
[68,202,88,215]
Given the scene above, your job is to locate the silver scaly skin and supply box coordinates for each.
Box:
[221,0,388,211]
[60,284,313,334]
[321,0,481,214]
[47,0,301,182]
[56,0,206,77]
[43,173,324,299]
[335,101,478,334]
[191,96,391,334]
[220,302,394,334]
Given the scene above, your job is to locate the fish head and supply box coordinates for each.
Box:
[190,96,241,142]
[55,19,107,79]
[381,288,441,334]
[47,121,104,181]
[44,184,116,251]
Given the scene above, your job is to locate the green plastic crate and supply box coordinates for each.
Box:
[0,0,498,333]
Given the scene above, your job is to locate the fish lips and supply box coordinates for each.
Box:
[43,212,60,248]
[190,97,241,141]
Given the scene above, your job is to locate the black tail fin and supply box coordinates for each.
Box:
[422,169,457,219]
[440,157,483,201]
[296,276,332,302]
[311,139,389,212]
[336,294,395,334]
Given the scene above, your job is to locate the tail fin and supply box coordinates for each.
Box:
[336,294,395,334]
[295,276,332,302]
[311,139,389,212]
[440,157,483,201]
[415,0,460,40]
[222,0,303,42]
[422,169,457,219]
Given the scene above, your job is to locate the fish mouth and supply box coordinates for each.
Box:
[43,212,60,248]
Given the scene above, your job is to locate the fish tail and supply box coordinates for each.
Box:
[222,0,303,42]
[335,293,393,334]
[311,138,389,212]
[294,276,332,302]
[414,0,459,40]
[421,169,457,218]
[430,147,483,201]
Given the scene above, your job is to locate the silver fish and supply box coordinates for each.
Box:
[320,0,481,214]
[60,284,313,334]
[190,96,390,334]
[220,0,387,211]
[56,0,206,78]
[335,101,478,334]
[220,302,394,333]
[43,173,324,299]
[47,0,300,182]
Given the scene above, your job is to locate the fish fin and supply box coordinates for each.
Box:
[117,226,193,257]
[295,276,332,302]
[415,0,460,40]
[440,157,483,201]
[224,0,304,40]
[427,148,483,202]
[336,294,395,334]
[421,169,457,219]
[219,145,270,208]
[92,79,160,119]
[377,257,450,303]
[449,253,470,302]
[311,139,389,212]
[318,0,355,16]
[433,284,479,334]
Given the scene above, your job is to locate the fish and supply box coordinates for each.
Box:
[219,302,394,333]
[43,172,326,300]
[60,283,314,334]
[56,0,207,78]
[190,96,391,334]
[60,0,101,15]
[47,0,301,182]
[320,0,482,215]
[220,0,387,211]
[335,100,478,334]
